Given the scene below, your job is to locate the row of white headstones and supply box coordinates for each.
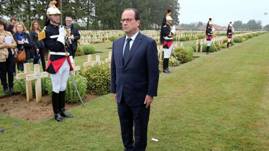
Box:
[79,30,205,44]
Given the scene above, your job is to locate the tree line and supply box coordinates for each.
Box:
[0,0,180,30]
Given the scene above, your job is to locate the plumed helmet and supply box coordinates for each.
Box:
[47,0,61,15]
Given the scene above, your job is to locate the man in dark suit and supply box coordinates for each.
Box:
[111,8,159,151]
[65,16,80,58]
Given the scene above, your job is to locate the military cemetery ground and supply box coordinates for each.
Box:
[0,32,269,150]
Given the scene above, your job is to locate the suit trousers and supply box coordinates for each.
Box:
[117,95,150,151]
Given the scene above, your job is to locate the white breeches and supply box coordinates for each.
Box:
[207,40,212,46]
[50,59,70,93]
[163,45,173,59]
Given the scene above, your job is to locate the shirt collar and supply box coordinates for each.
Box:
[125,31,139,42]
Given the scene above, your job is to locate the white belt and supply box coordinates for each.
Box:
[50,35,59,39]
[49,52,70,56]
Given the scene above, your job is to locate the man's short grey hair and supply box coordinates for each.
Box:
[123,8,140,20]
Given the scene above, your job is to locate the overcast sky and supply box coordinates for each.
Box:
[179,0,269,26]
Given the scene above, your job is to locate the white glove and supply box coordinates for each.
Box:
[57,26,66,45]
[171,26,176,34]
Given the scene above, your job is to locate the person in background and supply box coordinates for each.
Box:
[14,22,34,71]
[65,16,80,58]
[30,20,46,71]
[226,21,234,48]
[160,9,172,44]
[205,18,215,54]
[0,19,17,95]
[44,0,74,122]
[6,16,17,34]
[160,15,175,73]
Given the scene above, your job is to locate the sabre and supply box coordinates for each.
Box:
[70,73,85,106]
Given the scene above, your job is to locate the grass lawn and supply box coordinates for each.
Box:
[1,33,269,150]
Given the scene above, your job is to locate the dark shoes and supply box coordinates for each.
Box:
[3,87,14,96]
[0,128,5,133]
[60,109,74,118]
[52,91,74,122]
[54,111,73,122]
[3,88,9,95]
[9,88,14,96]
[54,113,64,122]
[163,69,171,74]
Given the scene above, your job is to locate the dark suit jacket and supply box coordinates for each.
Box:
[111,32,159,106]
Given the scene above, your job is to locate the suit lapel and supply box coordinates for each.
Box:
[116,37,125,66]
[124,32,142,67]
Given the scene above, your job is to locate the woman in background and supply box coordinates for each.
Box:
[30,20,46,71]
[0,19,17,95]
[14,22,34,71]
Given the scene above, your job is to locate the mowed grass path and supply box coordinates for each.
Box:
[1,33,269,151]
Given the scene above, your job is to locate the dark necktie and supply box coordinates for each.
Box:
[123,38,132,64]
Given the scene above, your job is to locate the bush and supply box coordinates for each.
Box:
[82,64,111,95]
[14,79,26,94]
[82,45,96,55]
[233,37,243,43]
[14,78,50,95]
[108,36,118,42]
[45,75,87,103]
[201,43,218,53]
[65,74,88,103]
[210,43,219,52]
[179,37,187,41]
[173,46,194,63]
[213,42,221,51]
[220,43,227,49]
[76,46,85,56]
[169,55,180,66]
[14,75,87,103]
[222,39,228,43]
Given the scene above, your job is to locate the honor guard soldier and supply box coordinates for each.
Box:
[205,18,215,54]
[43,0,74,122]
[227,21,234,48]
[160,15,175,73]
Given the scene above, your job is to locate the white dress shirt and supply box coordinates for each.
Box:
[123,31,139,55]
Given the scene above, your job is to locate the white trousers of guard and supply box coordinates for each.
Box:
[163,45,173,59]
[50,59,70,93]
[207,40,212,46]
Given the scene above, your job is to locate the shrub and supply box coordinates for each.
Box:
[14,75,87,103]
[108,36,118,42]
[173,46,194,63]
[222,39,228,44]
[213,42,221,51]
[45,75,87,103]
[65,74,88,103]
[76,46,85,56]
[14,78,50,95]
[233,37,243,43]
[14,79,26,94]
[82,45,96,55]
[169,55,180,66]
[201,43,218,52]
[82,64,111,95]
[220,43,227,49]
[179,37,187,41]
[209,43,219,52]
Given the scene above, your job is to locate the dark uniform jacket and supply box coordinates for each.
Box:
[44,23,72,74]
